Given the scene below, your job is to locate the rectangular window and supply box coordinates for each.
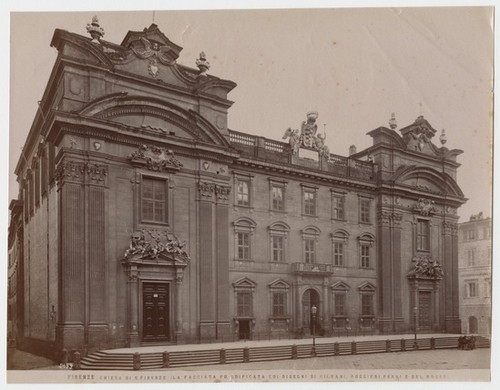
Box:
[360,245,370,268]
[303,190,316,216]
[361,294,374,316]
[272,292,286,317]
[142,177,167,223]
[271,235,284,262]
[466,229,477,241]
[271,185,284,211]
[483,227,490,239]
[237,292,252,317]
[334,294,346,316]
[416,220,430,251]
[466,282,478,298]
[304,239,315,263]
[332,194,345,220]
[359,198,371,223]
[467,248,476,267]
[237,232,250,260]
[333,242,344,266]
[237,180,250,206]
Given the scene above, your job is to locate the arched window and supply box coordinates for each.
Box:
[233,217,257,261]
[301,226,321,264]
[358,233,375,269]
[268,222,290,263]
[331,230,349,267]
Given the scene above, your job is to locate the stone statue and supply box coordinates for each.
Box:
[300,111,318,148]
[282,128,300,154]
[314,133,330,157]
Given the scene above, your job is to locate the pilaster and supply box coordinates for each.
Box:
[198,181,216,339]
[215,184,232,339]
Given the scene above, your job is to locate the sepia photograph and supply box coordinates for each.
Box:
[3,1,495,386]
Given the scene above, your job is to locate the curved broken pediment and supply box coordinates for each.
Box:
[77,93,232,147]
[391,165,464,198]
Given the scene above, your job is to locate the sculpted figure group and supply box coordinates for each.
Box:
[283,112,330,157]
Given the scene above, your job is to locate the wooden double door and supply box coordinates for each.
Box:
[418,291,433,330]
[143,283,170,341]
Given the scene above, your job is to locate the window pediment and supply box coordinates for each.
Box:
[358,282,376,292]
[331,281,350,291]
[233,277,257,290]
[268,278,290,290]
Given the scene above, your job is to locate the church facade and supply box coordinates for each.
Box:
[11,18,466,357]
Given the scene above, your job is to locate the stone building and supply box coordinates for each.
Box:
[7,199,24,346]
[10,18,466,357]
[458,213,492,335]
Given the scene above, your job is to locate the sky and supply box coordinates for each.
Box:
[6,6,494,223]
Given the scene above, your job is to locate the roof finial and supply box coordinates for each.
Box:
[196,52,210,76]
[439,128,447,145]
[86,15,105,42]
[389,112,398,129]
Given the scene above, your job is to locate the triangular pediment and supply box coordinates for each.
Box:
[121,24,183,62]
[268,279,290,289]
[233,277,257,289]
[358,282,376,292]
[331,281,350,291]
[399,116,441,156]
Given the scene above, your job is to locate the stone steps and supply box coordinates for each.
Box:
[78,335,490,371]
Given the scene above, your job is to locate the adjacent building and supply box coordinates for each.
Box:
[10,18,466,357]
[7,199,24,346]
[458,212,492,335]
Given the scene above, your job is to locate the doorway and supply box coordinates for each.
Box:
[418,291,432,329]
[238,319,251,340]
[142,283,170,341]
[468,316,478,334]
[302,288,320,334]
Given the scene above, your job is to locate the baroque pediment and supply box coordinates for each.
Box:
[128,144,183,172]
[407,254,443,280]
[123,229,190,264]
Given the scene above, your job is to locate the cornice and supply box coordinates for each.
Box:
[232,157,378,193]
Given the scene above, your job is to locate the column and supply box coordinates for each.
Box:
[443,220,461,332]
[198,181,216,339]
[376,210,393,332]
[215,184,231,339]
[55,160,85,351]
[127,268,139,347]
[392,213,404,331]
[86,163,108,349]
[175,271,185,343]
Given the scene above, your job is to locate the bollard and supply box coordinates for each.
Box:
[133,352,141,370]
[386,339,391,353]
[243,347,250,363]
[162,352,170,368]
[430,338,436,350]
[334,342,340,356]
[73,351,81,370]
[351,341,357,355]
[291,344,298,359]
[400,339,406,352]
[220,348,226,364]
[61,348,68,364]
